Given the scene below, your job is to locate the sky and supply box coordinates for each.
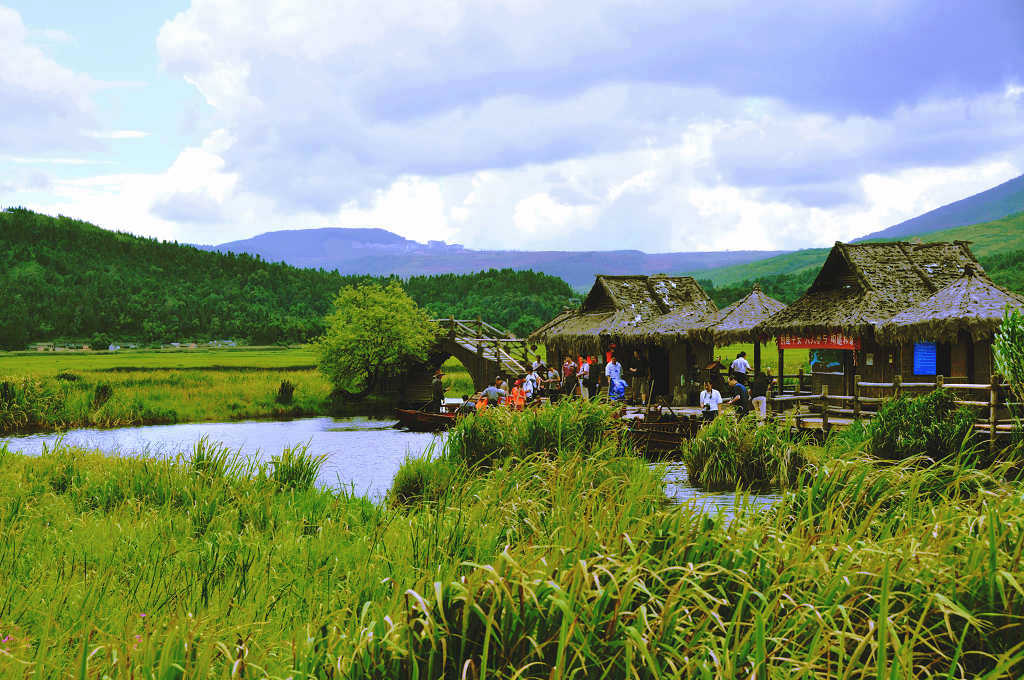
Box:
[1,1,1022,252]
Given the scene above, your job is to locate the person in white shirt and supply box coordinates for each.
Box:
[577,357,590,399]
[730,351,751,383]
[522,372,536,401]
[699,380,722,422]
[605,354,622,382]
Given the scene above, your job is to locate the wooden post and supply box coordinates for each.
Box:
[853,374,861,421]
[448,314,455,340]
[820,384,829,432]
[753,341,761,375]
[893,374,902,399]
[777,345,785,393]
[936,374,944,390]
[798,367,805,394]
[989,374,999,455]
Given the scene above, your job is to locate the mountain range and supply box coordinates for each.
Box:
[203,174,1024,289]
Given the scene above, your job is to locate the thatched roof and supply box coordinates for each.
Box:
[876,267,1024,343]
[529,274,718,351]
[761,241,982,339]
[701,283,786,345]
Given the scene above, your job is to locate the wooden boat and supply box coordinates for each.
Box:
[625,418,699,455]
[394,408,457,432]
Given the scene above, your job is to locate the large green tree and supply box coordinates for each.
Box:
[316,281,438,399]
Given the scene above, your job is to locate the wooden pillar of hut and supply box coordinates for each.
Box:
[989,374,999,456]
[753,340,761,375]
[777,344,785,393]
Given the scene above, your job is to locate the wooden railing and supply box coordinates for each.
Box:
[767,373,1019,453]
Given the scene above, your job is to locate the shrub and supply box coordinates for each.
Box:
[867,388,975,461]
[275,379,296,404]
[681,415,808,490]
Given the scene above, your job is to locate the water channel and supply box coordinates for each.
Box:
[2,417,779,513]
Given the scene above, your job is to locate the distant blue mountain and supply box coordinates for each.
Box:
[203,228,786,289]
[854,173,1024,241]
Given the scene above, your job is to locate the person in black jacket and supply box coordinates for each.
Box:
[748,368,775,420]
[727,375,753,417]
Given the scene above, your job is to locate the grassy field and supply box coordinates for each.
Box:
[1,401,1022,677]
[0,346,331,435]
[0,345,317,374]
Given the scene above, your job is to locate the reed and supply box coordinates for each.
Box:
[1,402,1023,677]
[681,414,811,490]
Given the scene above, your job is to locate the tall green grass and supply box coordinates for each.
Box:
[681,414,811,490]
[2,401,1024,677]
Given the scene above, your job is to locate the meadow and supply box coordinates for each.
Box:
[1,399,1022,678]
[0,346,330,435]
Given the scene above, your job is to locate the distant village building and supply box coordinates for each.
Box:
[531,275,719,398]
[761,241,1020,395]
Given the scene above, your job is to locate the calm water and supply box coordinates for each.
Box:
[2,417,779,512]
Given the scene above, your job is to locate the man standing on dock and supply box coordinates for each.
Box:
[430,369,447,413]
[730,351,750,384]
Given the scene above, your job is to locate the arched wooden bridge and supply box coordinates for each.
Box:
[391,318,530,405]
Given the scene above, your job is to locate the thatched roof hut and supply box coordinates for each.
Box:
[876,267,1024,344]
[701,283,786,345]
[530,274,717,352]
[761,241,981,339]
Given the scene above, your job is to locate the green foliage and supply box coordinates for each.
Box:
[446,398,627,466]
[868,388,976,461]
[316,281,437,397]
[994,307,1024,404]
[275,379,296,404]
[681,415,809,490]
[0,209,576,348]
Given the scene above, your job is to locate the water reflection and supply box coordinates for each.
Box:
[662,462,781,518]
[4,418,781,513]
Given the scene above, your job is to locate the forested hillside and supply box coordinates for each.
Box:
[700,243,1024,308]
[0,209,576,349]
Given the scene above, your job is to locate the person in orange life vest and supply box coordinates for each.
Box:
[605,343,617,365]
[511,379,527,410]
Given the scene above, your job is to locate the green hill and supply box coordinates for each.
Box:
[693,212,1024,308]
[0,208,576,350]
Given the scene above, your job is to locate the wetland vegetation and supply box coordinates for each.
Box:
[2,398,1024,678]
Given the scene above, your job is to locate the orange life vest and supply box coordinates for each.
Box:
[476,396,488,411]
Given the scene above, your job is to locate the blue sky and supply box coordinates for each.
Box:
[1,1,1022,252]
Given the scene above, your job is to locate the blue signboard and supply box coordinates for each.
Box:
[913,342,937,375]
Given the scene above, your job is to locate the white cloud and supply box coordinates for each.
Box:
[0,6,97,153]
[86,130,150,139]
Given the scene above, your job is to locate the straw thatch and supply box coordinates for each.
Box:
[529,275,718,352]
[761,241,982,339]
[876,267,1024,343]
[700,283,786,345]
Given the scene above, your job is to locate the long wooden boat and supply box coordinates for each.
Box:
[394,408,457,432]
[625,419,699,455]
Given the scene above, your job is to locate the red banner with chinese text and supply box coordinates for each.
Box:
[777,333,861,350]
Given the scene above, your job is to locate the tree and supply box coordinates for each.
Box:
[316,281,438,399]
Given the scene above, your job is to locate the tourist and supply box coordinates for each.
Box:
[561,355,578,396]
[730,351,751,384]
[429,368,446,413]
[531,354,543,371]
[586,355,602,400]
[545,364,561,400]
[577,355,590,399]
[727,375,753,416]
[605,353,622,384]
[699,381,722,422]
[523,371,537,402]
[481,377,507,406]
[628,349,650,405]
[749,368,775,420]
[455,394,477,416]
